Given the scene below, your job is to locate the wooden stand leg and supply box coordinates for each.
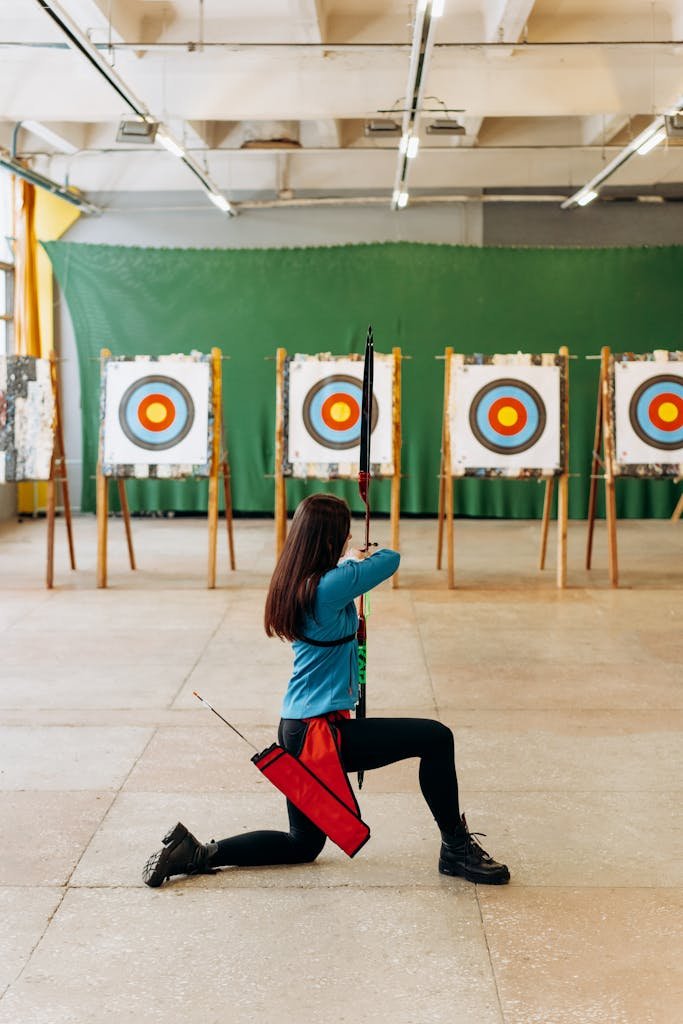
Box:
[585,364,604,570]
[208,474,218,589]
[117,479,136,570]
[443,348,455,589]
[207,348,222,589]
[390,346,401,589]
[538,477,555,571]
[436,453,445,570]
[46,467,56,590]
[50,353,76,571]
[60,468,77,570]
[557,472,568,589]
[221,459,236,570]
[556,345,569,589]
[391,471,400,589]
[96,469,108,589]
[274,347,287,559]
[671,488,683,523]
[275,474,287,558]
[446,475,455,589]
[600,347,618,587]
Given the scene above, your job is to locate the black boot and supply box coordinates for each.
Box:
[439,814,510,885]
[142,822,218,888]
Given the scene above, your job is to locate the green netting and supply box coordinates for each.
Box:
[44,240,682,518]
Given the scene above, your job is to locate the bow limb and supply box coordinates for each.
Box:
[356,327,374,790]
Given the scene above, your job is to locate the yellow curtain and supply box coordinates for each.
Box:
[13,179,80,511]
[13,177,42,357]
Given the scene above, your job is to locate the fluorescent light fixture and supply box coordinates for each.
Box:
[400,134,419,158]
[21,121,79,155]
[576,190,598,207]
[432,0,445,16]
[397,191,409,209]
[636,126,667,155]
[156,130,185,158]
[207,191,231,214]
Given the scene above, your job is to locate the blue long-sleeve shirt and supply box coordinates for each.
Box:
[280,548,400,719]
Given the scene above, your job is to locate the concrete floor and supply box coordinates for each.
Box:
[0,514,681,1024]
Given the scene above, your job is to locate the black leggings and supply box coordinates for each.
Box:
[213,717,460,867]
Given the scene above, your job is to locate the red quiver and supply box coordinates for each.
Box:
[252,713,370,858]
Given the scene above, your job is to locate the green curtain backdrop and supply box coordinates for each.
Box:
[45,240,681,518]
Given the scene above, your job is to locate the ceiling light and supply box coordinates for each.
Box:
[116,118,158,145]
[636,127,667,155]
[431,0,445,16]
[400,134,419,158]
[576,190,598,207]
[207,191,231,214]
[156,131,185,158]
[426,119,466,136]
[364,120,402,137]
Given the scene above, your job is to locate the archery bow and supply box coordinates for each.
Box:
[356,326,374,790]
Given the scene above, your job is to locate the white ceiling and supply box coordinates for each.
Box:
[2,0,683,208]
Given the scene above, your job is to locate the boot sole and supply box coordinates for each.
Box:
[439,859,510,885]
[142,822,189,888]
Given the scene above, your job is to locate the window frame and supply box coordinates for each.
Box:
[0,259,14,355]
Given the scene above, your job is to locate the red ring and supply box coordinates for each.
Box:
[648,392,683,432]
[488,396,528,436]
[138,393,176,432]
[321,392,360,431]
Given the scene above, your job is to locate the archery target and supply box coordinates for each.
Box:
[302,374,378,450]
[469,378,546,455]
[102,358,211,473]
[285,355,394,475]
[451,363,562,473]
[614,360,683,466]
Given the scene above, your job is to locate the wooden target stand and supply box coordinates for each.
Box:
[436,346,570,589]
[274,346,403,588]
[96,347,235,589]
[46,351,77,587]
[585,346,682,586]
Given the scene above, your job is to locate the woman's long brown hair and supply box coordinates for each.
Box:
[264,493,351,641]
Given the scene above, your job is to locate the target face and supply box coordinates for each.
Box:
[450,361,562,474]
[469,378,546,455]
[102,357,211,476]
[629,374,683,450]
[302,374,378,450]
[284,355,395,477]
[614,360,683,466]
[119,375,194,451]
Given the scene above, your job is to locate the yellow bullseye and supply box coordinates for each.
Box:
[658,401,678,424]
[145,401,168,425]
[497,405,519,428]
[330,400,351,423]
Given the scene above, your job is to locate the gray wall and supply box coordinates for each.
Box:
[54,193,682,509]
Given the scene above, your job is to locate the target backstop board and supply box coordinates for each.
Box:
[282,352,396,478]
[448,353,567,477]
[611,351,682,476]
[0,355,55,483]
[100,353,213,478]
